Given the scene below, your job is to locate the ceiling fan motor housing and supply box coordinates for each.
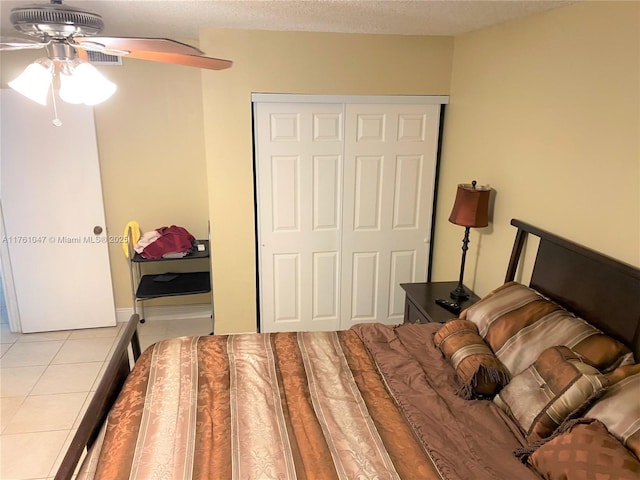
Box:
[10,3,104,38]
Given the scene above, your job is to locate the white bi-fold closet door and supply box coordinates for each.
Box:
[254,95,444,332]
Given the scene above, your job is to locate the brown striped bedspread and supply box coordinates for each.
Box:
[78,323,540,480]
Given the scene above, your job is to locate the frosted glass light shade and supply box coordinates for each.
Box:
[58,68,84,104]
[59,62,117,106]
[8,59,53,106]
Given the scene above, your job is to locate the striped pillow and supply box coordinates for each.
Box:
[461,282,632,376]
[494,346,609,444]
[434,320,510,399]
[584,371,640,459]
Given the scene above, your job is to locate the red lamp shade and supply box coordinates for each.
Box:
[448,182,490,228]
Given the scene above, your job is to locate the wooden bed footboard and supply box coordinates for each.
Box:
[54,314,141,480]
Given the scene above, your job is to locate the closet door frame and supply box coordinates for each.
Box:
[252,94,448,333]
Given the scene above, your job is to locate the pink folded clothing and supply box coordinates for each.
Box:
[134,231,161,254]
[137,225,195,259]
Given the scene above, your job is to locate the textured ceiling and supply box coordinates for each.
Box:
[1,0,574,39]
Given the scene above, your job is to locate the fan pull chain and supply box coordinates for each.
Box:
[50,78,62,127]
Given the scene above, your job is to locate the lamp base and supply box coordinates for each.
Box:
[450,285,469,302]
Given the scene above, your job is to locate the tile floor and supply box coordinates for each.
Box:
[0,316,213,480]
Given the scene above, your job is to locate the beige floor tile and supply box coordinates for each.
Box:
[137,319,170,336]
[0,396,25,432]
[51,337,116,364]
[31,362,102,395]
[72,391,95,429]
[0,430,69,479]
[0,341,64,368]
[3,392,88,434]
[17,330,71,343]
[105,334,126,360]
[0,324,20,344]
[68,323,122,339]
[90,361,110,392]
[136,318,212,351]
[0,365,46,397]
[49,428,77,478]
[1,343,13,358]
[139,335,167,352]
[166,317,213,337]
[0,316,208,478]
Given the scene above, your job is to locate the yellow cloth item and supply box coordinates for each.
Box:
[123,221,141,258]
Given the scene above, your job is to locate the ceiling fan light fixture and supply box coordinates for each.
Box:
[75,62,116,105]
[58,65,83,105]
[4,1,232,112]
[59,60,117,106]
[8,58,53,106]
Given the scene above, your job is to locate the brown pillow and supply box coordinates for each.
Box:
[461,282,631,376]
[527,420,640,480]
[494,346,609,444]
[434,319,509,399]
[584,369,640,459]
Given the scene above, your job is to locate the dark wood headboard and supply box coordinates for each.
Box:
[505,219,640,360]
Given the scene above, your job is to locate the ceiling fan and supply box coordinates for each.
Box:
[1,0,232,112]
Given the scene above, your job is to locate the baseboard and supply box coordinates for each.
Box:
[116,304,212,323]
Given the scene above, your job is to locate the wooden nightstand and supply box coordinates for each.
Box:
[400,281,481,324]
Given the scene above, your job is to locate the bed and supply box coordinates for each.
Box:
[55,219,640,479]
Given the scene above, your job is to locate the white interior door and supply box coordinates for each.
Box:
[256,102,344,332]
[340,103,439,329]
[1,89,116,332]
[255,96,442,333]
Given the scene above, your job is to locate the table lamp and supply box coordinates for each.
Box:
[448,180,491,301]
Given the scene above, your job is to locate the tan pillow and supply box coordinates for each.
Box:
[434,319,509,399]
[494,346,609,444]
[527,420,640,480]
[584,369,640,459]
[462,282,631,376]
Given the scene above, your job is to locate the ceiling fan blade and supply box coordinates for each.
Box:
[74,37,205,56]
[124,51,233,71]
[70,40,129,57]
[0,36,47,51]
[74,36,232,70]
[76,48,89,61]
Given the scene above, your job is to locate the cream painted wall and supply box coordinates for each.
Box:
[4,1,636,333]
[1,51,212,309]
[200,30,454,333]
[433,2,640,298]
[93,58,211,308]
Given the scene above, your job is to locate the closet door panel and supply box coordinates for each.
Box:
[389,250,416,317]
[340,103,439,329]
[350,252,380,321]
[312,252,339,319]
[353,156,383,230]
[256,102,343,332]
